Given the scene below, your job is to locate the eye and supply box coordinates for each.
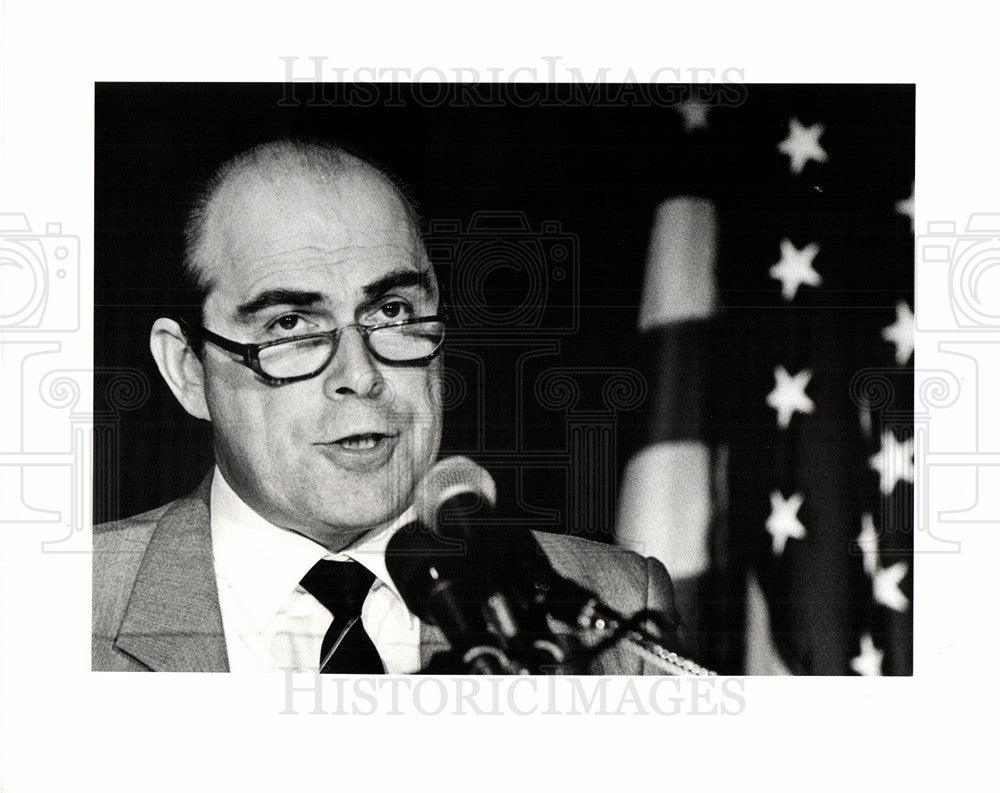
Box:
[268,314,307,334]
[375,300,413,322]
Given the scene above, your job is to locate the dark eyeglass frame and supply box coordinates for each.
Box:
[176,313,448,385]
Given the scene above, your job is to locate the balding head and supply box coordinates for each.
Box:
[183,140,422,308]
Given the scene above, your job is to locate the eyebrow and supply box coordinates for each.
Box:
[233,269,434,321]
[361,268,434,304]
[234,289,325,320]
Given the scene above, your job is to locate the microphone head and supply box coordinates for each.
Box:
[412,455,497,529]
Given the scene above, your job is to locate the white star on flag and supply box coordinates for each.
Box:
[873,561,909,612]
[895,184,914,230]
[676,99,711,132]
[869,430,915,495]
[857,513,880,576]
[850,633,884,676]
[881,301,914,365]
[766,366,815,429]
[777,117,828,175]
[769,238,822,301]
[766,490,807,555]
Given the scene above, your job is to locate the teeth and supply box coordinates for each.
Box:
[338,434,380,450]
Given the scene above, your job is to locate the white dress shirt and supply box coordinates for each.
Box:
[209,467,423,673]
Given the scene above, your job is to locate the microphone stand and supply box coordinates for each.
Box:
[480,593,586,675]
[571,600,717,676]
[426,643,526,675]
[472,584,717,676]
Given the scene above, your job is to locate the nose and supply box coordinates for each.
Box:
[322,325,385,399]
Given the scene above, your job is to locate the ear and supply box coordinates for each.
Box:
[149,318,211,421]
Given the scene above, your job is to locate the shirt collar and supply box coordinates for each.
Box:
[209,467,417,632]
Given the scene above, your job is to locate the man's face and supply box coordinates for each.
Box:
[195,165,443,549]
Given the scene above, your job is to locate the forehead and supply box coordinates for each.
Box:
[199,165,430,317]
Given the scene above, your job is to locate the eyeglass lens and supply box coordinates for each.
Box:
[256,321,444,378]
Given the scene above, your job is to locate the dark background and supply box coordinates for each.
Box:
[95,83,914,674]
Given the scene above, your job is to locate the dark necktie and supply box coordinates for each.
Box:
[299,559,384,674]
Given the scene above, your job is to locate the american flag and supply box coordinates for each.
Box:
[616,85,914,675]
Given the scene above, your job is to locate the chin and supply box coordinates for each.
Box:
[283,456,427,530]
[309,492,411,534]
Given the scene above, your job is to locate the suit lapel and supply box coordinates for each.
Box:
[114,476,230,672]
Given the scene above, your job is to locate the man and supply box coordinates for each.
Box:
[93,139,683,673]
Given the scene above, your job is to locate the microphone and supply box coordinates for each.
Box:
[388,457,577,673]
[386,457,521,674]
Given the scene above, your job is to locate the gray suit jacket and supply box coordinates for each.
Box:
[93,475,682,674]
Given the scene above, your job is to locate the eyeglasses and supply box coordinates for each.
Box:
[177,314,447,385]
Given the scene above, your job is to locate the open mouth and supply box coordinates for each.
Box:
[318,430,399,471]
[330,431,398,450]
[336,433,387,450]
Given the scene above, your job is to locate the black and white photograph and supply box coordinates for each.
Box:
[93,82,913,677]
[1,3,996,790]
